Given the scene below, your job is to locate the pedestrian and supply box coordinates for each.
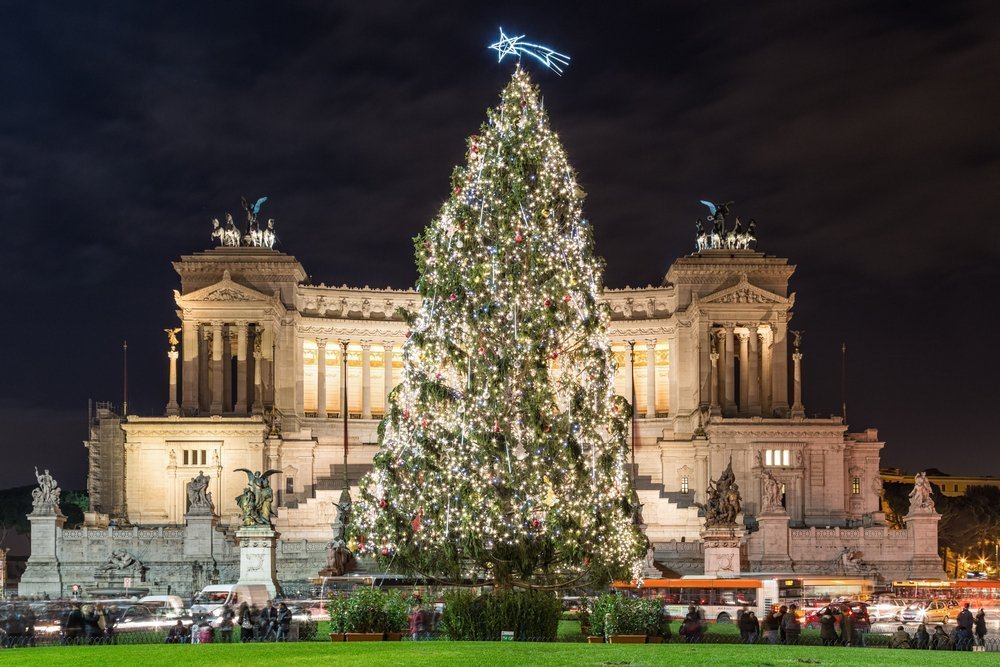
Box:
[680,605,703,643]
[237,602,254,642]
[23,604,37,648]
[82,604,102,644]
[164,620,189,644]
[931,625,950,650]
[974,608,987,647]
[409,606,424,641]
[275,602,292,641]
[219,604,235,643]
[95,604,109,644]
[913,623,930,649]
[819,608,838,646]
[763,605,783,644]
[259,601,278,641]
[840,609,857,647]
[62,604,84,645]
[781,604,801,645]
[890,625,911,648]
[738,608,759,644]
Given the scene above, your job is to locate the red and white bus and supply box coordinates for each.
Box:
[612,578,777,623]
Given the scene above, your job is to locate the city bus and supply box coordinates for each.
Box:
[612,578,776,623]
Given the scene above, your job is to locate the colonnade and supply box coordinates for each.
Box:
[306,340,396,419]
[615,340,669,418]
[708,323,789,417]
[178,320,270,416]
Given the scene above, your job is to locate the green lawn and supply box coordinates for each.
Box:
[0,642,992,667]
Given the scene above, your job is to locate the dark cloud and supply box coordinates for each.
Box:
[0,0,997,489]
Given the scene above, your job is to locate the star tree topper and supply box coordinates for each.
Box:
[489,28,570,75]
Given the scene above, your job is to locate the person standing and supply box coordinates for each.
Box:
[237,602,253,642]
[974,608,987,647]
[763,606,783,644]
[781,604,801,645]
[738,608,760,644]
[956,602,975,650]
[819,608,838,646]
[841,609,857,647]
[219,604,235,643]
[275,603,292,642]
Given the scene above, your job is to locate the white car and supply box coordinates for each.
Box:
[871,597,907,622]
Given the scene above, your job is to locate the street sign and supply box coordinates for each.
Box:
[123,576,133,589]
[500,631,514,642]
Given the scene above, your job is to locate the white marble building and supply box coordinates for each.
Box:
[23,237,943,596]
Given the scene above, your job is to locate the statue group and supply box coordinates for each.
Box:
[186,471,214,514]
[908,471,935,512]
[31,466,61,513]
[761,468,784,512]
[211,196,277,249]
[235,468,280,528]
[694,200,757,252]
[696,460,743,527]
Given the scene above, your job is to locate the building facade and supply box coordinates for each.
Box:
[22,239,943,597]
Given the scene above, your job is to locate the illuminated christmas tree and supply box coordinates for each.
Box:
[351,66,645,588]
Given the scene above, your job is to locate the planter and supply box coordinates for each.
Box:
[329,633,345,642]
[386,631,404,641]
[646,635,663,644]
[346,632,385,642]
[608,634,647,644]
[586,635,605,644]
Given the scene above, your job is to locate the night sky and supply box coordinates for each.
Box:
[1,0,997,493]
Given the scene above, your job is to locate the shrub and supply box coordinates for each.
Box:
[326,594,349,634]
[296,617,318,641]
[327,588,412,634]
[440,589,562,641]
[587,594,662,637]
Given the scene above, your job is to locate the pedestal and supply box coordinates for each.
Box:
[20,510,66,597]
[755,510,793,571]
[904,510,946,578]
[701,525,744,576]
[184,511,218,559]
[236,526,280,599]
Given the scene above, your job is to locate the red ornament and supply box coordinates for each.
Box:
[403,410,410,419]
[544,298,551,308]
[563,294,570,302]
[454,186,461,195]
[532,519,540,528]
[422,419,429,427]
[378,498,387,508]
[406,330,412,338]
[381,547,389,556]
[479,346,486,355]
[418,472,424,484]
[494,418,500,433]
[449,292,456,301]
[411,510,423,532]
[551,352,558,360]
[515,228,523,243]
[543,424,550,433]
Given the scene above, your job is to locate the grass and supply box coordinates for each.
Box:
[0,641,992,667]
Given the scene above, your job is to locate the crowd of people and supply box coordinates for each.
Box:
[889,603,988,650]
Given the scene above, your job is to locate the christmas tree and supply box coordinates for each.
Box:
[351,66,645,588]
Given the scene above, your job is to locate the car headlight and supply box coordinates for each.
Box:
[212,608,223,616]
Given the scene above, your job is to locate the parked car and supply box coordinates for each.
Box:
[802,602,871,631]
[899,599,950,624]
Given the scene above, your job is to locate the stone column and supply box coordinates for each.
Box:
[316,338,328,418]
[758,325,773,416]
[361,342,372,419]
[235,321,248,415]
[624,342,635,411]
[695,452,709,504]
[772,320,790,416]
[199,327,210,413]
[383,341,394,411]
[737,329,750,414]
[210,321,224,414]
[724,327,736,416]
[252,327,263,414]
[222,328,233,412]
[181,321,199,414]
[166,347,180,416]
[340,341,349,418]
[791,351,805,417]
[709,348,721,417]
[747,326,761,416]
[643,340,656,418]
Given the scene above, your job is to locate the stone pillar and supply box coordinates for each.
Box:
[737,330,750,414]
[235,321,248,415]
[166,347,180,416]
[645,340,657,418]
[904,508,946,578]
[747,326,761,416]
[383,341,394,411]
[252,327,263,415]
[758,325,773,416]
[340,341,349,418]
[772,320,790,417]
[20,507,67,597]
[791,351,805,418]
[361,342,372,419]
[752,508,792,571]
[184,508,219,559]
[181,321,199,414]
[723,327,736,416]
[624,342,635,411]
[199,327,210,413]
[702,525,744,576]
[709,348,721,416]
[235,526,280,599]
[222,329,233,413]
[210,321,224,414]
[695,452,709,504]
[316,338,328,418]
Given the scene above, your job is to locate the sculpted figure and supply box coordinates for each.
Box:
[32,466,61,510]
[223,213,241,247]
[187,471,213,512]
[761,469,783,511]
[261,219,276,248]
[695,459,742,527]
[210,218,224,245]
[234,468,281,527]
[908,471,935,512]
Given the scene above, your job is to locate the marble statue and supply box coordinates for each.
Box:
[262,219,276,249]
[791,330,803,353]
[235,468,281,527]
[696,459,742,527]
[837,547,876,574]
[31,466,60,511]
[223,214,241,247]
[186,471,213,513]
[908,471,935,512]
[99,549,143,572]
[210,218,224,245]
[761,469,783,511]
[323,488,356,576]
[696,201,756,250]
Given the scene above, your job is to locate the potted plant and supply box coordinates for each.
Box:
[594,594,654,644]
[326,594,348,641]
[345,588,388,641]
[383,592,410,641]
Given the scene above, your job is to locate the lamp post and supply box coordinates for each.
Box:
[0,547,9,599]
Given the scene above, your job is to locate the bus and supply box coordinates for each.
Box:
[612,578,776,623]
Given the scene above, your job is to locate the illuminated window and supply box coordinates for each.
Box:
[783,450,790,466]
[765,449,790,467]
[765,450,773,466]
[681,476,689,494]
[852,477,861,494]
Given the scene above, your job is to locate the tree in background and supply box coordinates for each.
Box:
[350,66,645,589]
